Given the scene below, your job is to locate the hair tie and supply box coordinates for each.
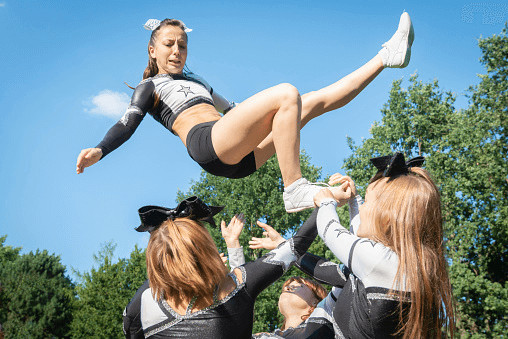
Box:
[143,18,193,32]
[370,152,425,177]
[136,196,224,233]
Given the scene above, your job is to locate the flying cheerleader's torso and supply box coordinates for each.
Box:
[96,72,234,158]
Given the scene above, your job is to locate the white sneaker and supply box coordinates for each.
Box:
[379,12,414,68]
[283,178,329,213]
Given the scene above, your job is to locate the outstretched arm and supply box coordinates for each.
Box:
[295,252,348,288]
[248,219,348,287]
[76,81,154,174]
[240,209,319,299]
[328,173,362,234]
[248,221,285,251]
[221,214,246,269]
[314,189,393,284]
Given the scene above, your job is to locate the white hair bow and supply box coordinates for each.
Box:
[143,19,193,32]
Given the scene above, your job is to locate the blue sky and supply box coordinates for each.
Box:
[1,0,506,277]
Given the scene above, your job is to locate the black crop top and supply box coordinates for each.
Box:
[96,72,235,158]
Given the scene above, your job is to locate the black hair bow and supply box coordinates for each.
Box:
[370,152,425,177]
[135,196,224,233]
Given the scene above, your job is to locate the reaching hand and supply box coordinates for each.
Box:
[328,182,353,207]
[221,213,245,248]
[313,188,336,207]
[249,221,285,250]
[219,252,228,266]
[76,148,102,174]
[329,173,357,197]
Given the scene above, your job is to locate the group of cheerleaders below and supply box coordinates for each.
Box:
[75,11,455,338]
[122,152,455,338]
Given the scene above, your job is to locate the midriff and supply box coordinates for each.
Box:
[173,103,221,146]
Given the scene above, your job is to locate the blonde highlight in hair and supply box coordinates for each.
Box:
[143,18,188,80]
[146,217,227,308]
[368,168,455,338]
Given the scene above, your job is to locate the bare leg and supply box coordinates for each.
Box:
[211,83,302,187]
[300,55,384,127]
[253,10,414,166]
[254,55,385,166]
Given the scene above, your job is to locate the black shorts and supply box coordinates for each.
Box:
[186,121,257,179]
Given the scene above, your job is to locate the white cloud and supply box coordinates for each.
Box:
[85,90,130,119]
[0,3,6,7]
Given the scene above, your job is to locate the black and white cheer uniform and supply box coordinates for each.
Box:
[316,196,411,338]
[122,210,318,338]
[95,72,257,179]
[240,197,363,339]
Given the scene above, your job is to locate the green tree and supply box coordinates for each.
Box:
[0,236,21,337]
[179,152,348,332]
[440,25,507,337]
[342,26,507,337]
[0,244,75,338]
[70,242,146,338]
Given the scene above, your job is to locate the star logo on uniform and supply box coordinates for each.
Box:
[334,227,351,238]
[177,85,194,97]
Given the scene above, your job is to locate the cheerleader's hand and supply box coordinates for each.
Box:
[329,173,357,197]
[76,148,102,174]
[249,221,284,250]
[219,253,228,266]
[328,182,352,207]
[313,188,335,207]
[221,214,245,248]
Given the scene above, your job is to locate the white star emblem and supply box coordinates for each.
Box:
[177,85,194,97]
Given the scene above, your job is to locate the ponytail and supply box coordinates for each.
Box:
[143,55,159,80]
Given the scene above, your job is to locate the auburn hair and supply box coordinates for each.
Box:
[368,167,455,338]
[143,18,188,80]
[146,217,228,308]
[280,276,328,330]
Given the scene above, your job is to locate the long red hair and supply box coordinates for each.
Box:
[368,168,455,338]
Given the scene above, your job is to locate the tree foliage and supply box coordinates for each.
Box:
[0,237,74,338]
[70,242,146,338]
[343,25,507,337]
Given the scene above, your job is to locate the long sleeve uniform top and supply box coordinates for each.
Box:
[315,197,410,339]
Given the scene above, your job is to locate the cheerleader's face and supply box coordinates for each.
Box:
[149,25,188,75]
[278,281,317,313]
[358,180,383,238]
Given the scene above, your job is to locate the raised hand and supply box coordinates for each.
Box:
[76,148,102,174]
[328,182,353,207]
[219,252,228,266]
[329,173,357,197]
[221,213,245,248]
[249,221,285,250]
